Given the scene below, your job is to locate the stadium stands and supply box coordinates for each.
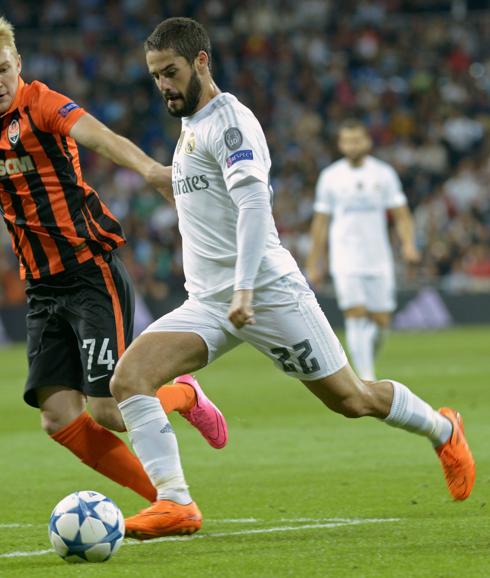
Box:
[1,0,489,310]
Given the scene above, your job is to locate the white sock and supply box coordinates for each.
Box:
[118,394,191,504]
[345,317,376,380]
[384,380,452,446]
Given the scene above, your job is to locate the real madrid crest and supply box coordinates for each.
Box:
[184,132,195,155]
[8,118,20,147]
[176,130,196,155]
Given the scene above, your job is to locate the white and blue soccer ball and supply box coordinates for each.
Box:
[48,490,125,563]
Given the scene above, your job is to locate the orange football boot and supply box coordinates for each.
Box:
[125,500,202,540]
[436,407,475,501]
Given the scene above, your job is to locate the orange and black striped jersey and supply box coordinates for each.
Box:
[0,77,125,279]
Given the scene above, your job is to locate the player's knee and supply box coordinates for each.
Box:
[369,312,391,327]
[110,342,165,401]
[41,409,79,436]
[109,371,127,402]
[109,360,145,401]
[41,414,61,436]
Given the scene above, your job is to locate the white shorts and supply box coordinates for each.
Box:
[332,272,396,312]
[143,272,347,381]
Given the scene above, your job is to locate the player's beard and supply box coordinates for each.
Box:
[167,69,202,118]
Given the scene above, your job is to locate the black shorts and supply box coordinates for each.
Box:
[24,252,134,408]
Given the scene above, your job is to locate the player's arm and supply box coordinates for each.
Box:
[69,113,173,203]
[227,179,271,329]
[305,212,330,287]
[391,205,420,263]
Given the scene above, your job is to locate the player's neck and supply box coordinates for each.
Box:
[347,156,367,168]
[194,78,221,114]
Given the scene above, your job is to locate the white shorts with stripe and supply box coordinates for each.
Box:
[143,272,347,381]
[332,272,396,312]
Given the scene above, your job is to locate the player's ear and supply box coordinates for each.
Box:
[16,53,22,75]
[195,50,208,73]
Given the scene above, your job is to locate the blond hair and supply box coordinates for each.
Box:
[0,16,18,55]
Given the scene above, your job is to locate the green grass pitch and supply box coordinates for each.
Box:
[0,326,489,577]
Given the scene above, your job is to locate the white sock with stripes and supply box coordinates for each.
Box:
[118,394,191,504]
[384,380,452,446]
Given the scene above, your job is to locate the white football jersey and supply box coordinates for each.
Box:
[172,92,299,298]
[314,156,407,275]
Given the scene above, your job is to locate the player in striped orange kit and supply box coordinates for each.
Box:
[0,16,227,509]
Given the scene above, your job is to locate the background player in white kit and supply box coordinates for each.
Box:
[109,17,475,540]
[307,120,420,380]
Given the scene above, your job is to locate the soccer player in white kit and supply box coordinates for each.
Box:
[109,17,475,540]
[307,120,420,380]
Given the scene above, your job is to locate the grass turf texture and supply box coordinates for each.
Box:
[0,326,488,577]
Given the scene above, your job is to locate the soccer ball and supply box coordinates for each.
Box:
[48,490,125,563]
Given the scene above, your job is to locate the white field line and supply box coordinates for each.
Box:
[0,516,389,529]
[0,519,259,529]
[0,524,36,529]
[208,518,259,523]
[206,517,361,524]
[0,518,399,559]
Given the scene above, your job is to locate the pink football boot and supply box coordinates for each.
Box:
[174,374,228,449]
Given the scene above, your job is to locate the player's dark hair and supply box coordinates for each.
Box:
[339,119,368,133]
[144,17,212,70]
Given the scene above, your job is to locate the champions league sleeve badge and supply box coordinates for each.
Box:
[8,118,20,147]
[224,127,243,150]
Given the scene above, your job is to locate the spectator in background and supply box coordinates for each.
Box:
[0,0,488,311]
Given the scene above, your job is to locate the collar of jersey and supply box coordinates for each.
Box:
[183,91,231,125]
[1,76,25,117]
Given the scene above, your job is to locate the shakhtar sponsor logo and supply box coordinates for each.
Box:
[0,155,35,177]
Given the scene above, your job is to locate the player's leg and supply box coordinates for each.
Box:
[365,272,396,358]
[24,264,172,503]
[334,274,376,380]
[368,311,391,356]
[344,306,376,380]
[37,386,156,502]
[30,254,156,501]
[24,288,91,438]
[302,367,475,500]
[111,331,208,539]
[242,272,475,501]
[24,286,158,502]
[38,386,86,434]
[110,298,237,539]
[24,311,157,502]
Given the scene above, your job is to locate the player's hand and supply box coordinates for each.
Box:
[402,244,421,264]
[145,162,174,202]
[228,289,255,329]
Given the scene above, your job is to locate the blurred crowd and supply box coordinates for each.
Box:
[1,0,489,311]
